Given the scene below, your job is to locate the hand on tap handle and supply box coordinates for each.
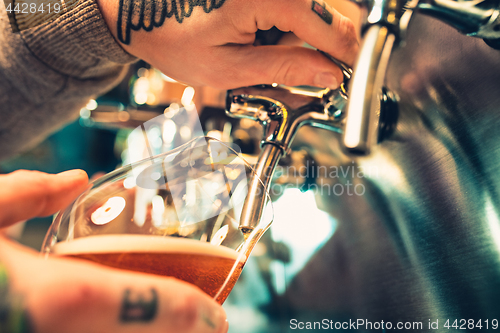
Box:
[96,0,359,89]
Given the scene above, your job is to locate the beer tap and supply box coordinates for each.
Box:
[343,0,500,154]
[226,81,349,233]
[226,59,401,232]
[342,0,409,155]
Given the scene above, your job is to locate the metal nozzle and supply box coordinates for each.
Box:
[226,84,346,231]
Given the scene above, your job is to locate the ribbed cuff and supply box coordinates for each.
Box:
[20,0,137,77]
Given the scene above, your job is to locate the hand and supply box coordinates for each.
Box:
[0,170,227,333]
[96,0,359,89]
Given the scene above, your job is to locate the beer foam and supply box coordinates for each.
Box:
[52,234,240,260]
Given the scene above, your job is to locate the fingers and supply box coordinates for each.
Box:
[97,0,359,89]
[208,44,345,89]
[0,170,89,228]
[1,239,227,333]
[205,0,359,89]
[255,0,359,67]
[31,267,228,333]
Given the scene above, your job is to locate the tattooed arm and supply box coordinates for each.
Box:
[0,170,227,333]
[96,0,359,89]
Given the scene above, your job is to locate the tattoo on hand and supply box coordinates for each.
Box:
[120,288,158,323]
[312,1,333,25]
[117,0,227,44]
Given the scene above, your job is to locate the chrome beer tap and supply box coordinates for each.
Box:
[226,80,350,232]
[342,0,409,155]
[343,0,500,154]
[226,61,400,232]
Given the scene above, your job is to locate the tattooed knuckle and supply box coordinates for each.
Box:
[120,287,158,323]
[312,0,333,25]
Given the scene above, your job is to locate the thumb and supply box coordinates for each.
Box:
[0,170,89,228]
[212,44,345,89]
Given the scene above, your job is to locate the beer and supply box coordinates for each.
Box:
[53,235,244,304]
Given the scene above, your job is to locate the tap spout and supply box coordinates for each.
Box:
[226,84,346,232]
[239,144,283,233]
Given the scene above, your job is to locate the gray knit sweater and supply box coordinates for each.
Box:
[0,0,137,160]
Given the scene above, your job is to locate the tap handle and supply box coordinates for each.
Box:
[342,25,397,155]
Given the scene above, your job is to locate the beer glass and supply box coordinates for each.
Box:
[41,136,273,304]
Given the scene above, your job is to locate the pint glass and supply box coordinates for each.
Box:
[42,136,273,304]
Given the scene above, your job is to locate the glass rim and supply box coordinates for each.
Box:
[91,135,273,211]
[45,136,274,246]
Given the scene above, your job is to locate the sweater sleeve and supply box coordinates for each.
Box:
[0,0,137,160]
